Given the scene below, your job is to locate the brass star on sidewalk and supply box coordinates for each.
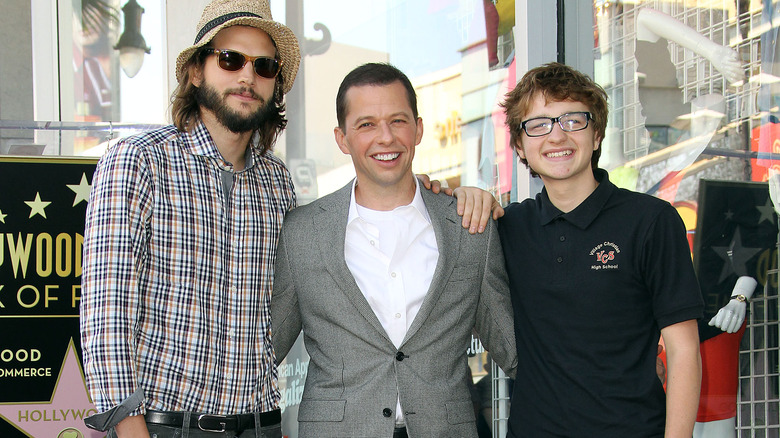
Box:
[66,173,92,207]
[24,193,51,219]
[0,341,103,438]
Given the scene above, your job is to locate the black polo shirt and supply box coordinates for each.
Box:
[498,169,703,437]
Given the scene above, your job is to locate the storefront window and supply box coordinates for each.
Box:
[1,0,165,157]
[594,1,779,434]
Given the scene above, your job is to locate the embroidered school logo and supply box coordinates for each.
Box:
[595,249,614,264]
[589,241,621,271]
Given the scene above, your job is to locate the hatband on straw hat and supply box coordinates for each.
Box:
[175,0,301,94]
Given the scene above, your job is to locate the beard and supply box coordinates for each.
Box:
[194,82,276,134]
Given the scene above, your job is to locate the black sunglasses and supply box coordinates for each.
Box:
[203,48,282,79]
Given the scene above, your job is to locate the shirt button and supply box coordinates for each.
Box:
[395,313,401,319]
[228,329,235,337]
[557,257,563,263]
[382,408,393,417]
[232,239,239,247]
[370,240,376,246]
[391,272,397,278]
[231,286,237,293]
[559,235,565,242]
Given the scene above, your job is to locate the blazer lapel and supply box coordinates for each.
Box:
[313,182,393,344]
[402,189,460,343]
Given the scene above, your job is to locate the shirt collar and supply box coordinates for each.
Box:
[180,121,257,170]
[538,168,614,229]
[347,178,432,225]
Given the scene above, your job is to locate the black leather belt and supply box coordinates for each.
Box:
[393,426,408,438]
[145,409,281,432]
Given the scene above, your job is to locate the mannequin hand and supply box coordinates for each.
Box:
[708,45,744,84]
[452,186,504,234]
[708,299,747,333]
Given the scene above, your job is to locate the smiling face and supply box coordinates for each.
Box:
[517,93,601,187]
[334,81,423,208]
[192,25,278,133]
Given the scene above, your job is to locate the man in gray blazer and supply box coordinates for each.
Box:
[272,63,517,438]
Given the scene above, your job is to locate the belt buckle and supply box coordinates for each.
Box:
[197,414,228,433]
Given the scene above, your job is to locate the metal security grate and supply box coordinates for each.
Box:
[591,1,780,435]
[739,233,780,437]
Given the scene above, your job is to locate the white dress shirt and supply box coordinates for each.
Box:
[344,179,439,424]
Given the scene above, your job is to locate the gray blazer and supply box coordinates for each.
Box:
[272,182,516,438]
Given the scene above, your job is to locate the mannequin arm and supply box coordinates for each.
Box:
[769,170,780,216]
[708,276,758,333]
[636,8,743,84]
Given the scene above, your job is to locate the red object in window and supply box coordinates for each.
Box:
[483,0,499,67]
[750,122,780,182]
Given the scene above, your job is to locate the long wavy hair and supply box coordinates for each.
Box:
[170,47,288,155]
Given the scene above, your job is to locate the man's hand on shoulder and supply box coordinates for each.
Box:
[452,186,504,234]
[417,174,451,195]
[417,174,503,234]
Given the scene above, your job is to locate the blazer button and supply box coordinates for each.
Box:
[395,351,406,361]
[383,408,393,417]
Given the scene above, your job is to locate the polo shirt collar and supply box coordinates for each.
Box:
[538,168,614,229]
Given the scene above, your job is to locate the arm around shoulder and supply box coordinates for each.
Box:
[451,186,505,234]
[474,219,517,378]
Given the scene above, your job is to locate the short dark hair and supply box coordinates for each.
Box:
[500,62,608,175]
[336,63,418,130]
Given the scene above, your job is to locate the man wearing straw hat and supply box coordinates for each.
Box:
[80,1,299,436]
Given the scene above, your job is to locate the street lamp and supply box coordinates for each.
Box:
[114,0,151,78]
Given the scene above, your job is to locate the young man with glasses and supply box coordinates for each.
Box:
[498,62,704,437]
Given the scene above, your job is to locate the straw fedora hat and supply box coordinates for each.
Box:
[175,0,301,94]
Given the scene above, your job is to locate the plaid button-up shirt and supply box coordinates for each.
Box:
[80,122,296,417]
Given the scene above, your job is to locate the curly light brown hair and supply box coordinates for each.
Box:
[500,62,608,175]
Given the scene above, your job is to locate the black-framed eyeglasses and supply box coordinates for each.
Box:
[203,48,282,79]
[519,111,592,137]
